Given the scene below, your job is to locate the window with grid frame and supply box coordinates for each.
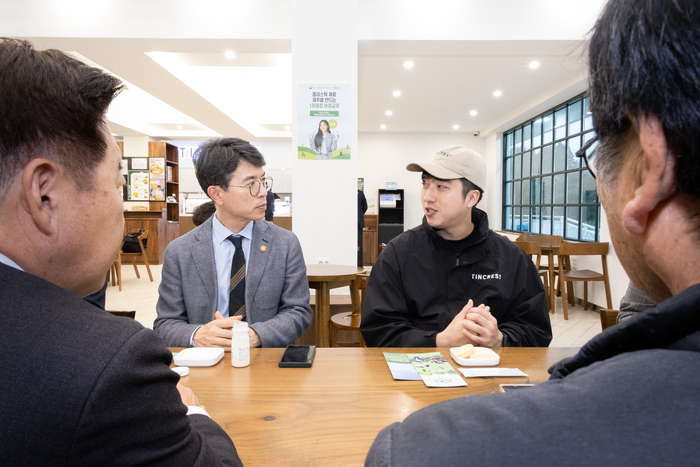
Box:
[502,92,600,241]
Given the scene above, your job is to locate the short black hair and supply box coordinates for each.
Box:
[588,0,700,197]
[421,171,483,204]
[193,137,265,195]
[0,38,124,202]
[192,201,217,226]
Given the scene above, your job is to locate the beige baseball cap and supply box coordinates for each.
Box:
[406,145,487,191]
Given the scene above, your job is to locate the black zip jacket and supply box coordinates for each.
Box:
[361,208,552,347]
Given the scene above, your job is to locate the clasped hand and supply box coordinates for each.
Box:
[193,311,262,348]
[436,299,503,348]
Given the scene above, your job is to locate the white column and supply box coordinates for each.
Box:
[291,0,358,266]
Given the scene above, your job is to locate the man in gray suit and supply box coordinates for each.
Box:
[155,138,312,348]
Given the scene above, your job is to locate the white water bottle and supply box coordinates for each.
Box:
[231,321,250,367]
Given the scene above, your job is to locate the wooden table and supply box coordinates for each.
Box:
[307,264,365,347]
[174,346,578,466]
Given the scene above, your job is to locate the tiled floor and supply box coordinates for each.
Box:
[106,263,602,348]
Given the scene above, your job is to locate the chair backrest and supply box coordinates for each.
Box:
[521,234,563,248]
[558,241,609,257]
[600,308,619,330]
[514,241,542,269]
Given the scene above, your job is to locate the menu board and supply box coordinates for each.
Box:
[128,171,150,200]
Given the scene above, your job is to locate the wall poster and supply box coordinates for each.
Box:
[298,84,351,160]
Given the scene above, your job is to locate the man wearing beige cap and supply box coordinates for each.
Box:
[361,146,551,348]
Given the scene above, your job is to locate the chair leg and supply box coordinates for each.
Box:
[116,261,122,292]
[131,257,140,279]
[329,323,338,348]
[560,279,569,320]
[583,282,588,310]
[141,253,153,282]
[358,329,365,347]
[110,264,116,286]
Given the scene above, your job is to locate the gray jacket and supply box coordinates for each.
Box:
[366,283,700,466]
[154,217,312,347]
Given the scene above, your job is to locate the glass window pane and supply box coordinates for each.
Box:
[532,119,542,147]
[581,170,598,203]
[581,205,596,240]
[543,114,554,144]
[522,151,531,178]
[522,209,530,232]
[530,207,540,234]
[583,98,593,131]
[530,177,541,204]
[583,131,595,145]
[567,171,580,204]
[505,181,512,205]
[555,107,567,140]
[514,207,521,231]
[513,181,522,205]
[554,174,565,204]
[514,154,522,180]
[506,132,514,157]
[566,206,580,240]
[505,207,513,230]
[542,176,552,204]
[522,177,530,205]
[553,206,565,236]
[554,141,566,172]
[541,207,552,234]
[567,136,581,169]
[505,157,513,181]
[568,100,582,135]
[531,148,541,175]
[542,145,553,174]
[523,124,531,151]
[514,128,522,154]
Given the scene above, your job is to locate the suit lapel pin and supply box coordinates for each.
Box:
[260,246,267,252]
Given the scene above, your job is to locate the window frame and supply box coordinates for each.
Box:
[502,92,600,242]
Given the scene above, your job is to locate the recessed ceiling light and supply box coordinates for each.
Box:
[284,125,291,130]
[380,124,386,129]
[529,61,540,69]
[224,50,236,59]
[403,61,414,69]
[385,110,393,116]
[453,124,459,130]
[393,90,401,97]
[493,90,502,97]
[177,125,183,130]
[470,110,478,116]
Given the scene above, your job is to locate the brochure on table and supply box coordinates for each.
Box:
[383,352,466,388]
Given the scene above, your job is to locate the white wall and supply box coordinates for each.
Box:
[358,132,486,232]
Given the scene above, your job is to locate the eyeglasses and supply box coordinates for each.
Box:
[576,134,599,179]
[229,176,273,196]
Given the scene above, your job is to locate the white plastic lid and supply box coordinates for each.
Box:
[233,321,249,331]
[172,366,189,377]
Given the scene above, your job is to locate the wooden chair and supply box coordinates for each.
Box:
[329,272,368,347]
[599,308,619,331]
[110,251,123,291]
[120,229,153,282]
[514,241,551,312]
[519,233,573,308]
[107,310,136,319]
[557,241,613,320]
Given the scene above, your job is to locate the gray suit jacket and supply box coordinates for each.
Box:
[154,217,312,347]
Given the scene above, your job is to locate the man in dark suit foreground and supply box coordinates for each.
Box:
[366,0,700,465]
[0,38,242,466]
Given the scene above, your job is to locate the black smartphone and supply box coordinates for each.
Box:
[499,384,535,393]
[279,345,316,368]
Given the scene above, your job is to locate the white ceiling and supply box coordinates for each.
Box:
[2,1,604,142]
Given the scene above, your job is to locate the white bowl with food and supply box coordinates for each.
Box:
[450,344,500,367]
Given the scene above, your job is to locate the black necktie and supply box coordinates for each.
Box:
[227,235,246,319]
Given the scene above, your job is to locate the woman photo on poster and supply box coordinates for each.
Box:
[308,119,339,160]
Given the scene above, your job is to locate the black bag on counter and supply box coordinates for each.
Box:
[122,229,146,253]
